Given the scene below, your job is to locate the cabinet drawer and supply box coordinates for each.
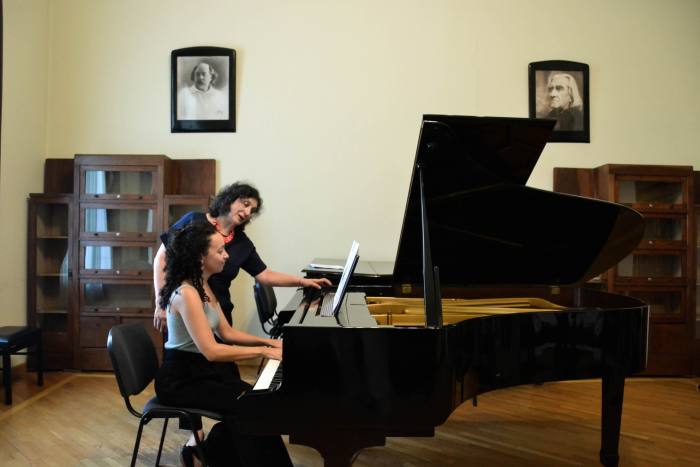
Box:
[79,316,118,348]
[78,348,113,371]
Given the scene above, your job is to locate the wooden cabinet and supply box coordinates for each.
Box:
[27,194,74,370]
[554,164,695,375]
[28,155,215,370]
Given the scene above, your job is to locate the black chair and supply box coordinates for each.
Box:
[0,326,43,405]
[253,281,283,338]
[107,323,223,466]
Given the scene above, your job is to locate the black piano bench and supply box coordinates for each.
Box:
[0,326,43,405]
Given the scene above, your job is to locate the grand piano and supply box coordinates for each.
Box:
[237,115,649,467]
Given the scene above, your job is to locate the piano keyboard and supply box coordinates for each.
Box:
[252,359,283,391]
[319,292,336,317]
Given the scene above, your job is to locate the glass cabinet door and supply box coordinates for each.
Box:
[31,201,71,316]
[80,204,157,240]
[615,250,685,284]
[616,176,686,210]
[637,214,686,249]
[81,281,153,313]
[80,241,154,277]
[28,197,73,368]
[80,166,157,201]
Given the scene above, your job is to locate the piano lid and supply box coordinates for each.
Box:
[393,115,644,287]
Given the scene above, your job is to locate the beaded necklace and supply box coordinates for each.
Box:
[211,218,234,244]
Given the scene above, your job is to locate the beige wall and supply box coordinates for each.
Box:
[3,0,700,334]
[1,0,49,333]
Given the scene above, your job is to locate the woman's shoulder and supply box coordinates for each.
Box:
[170,285,207,317]
[184,211,208,224]
[170,283,201,304]
[165,213,208,243]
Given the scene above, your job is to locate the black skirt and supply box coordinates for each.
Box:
[154,349,292,467]
[155,348,250,413]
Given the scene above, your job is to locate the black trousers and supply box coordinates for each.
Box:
[155,349,292,467]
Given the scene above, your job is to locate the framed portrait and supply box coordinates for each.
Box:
[528,60,589,143]
[171,46,236,133]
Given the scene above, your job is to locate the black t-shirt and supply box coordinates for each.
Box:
[161,212,267,324]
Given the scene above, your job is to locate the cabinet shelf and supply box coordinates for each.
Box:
[37,309,69,315]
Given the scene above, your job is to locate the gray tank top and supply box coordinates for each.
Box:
[164,284,220,353]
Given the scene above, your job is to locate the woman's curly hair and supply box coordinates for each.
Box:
[159,221,217,311]
[208,182,262,231]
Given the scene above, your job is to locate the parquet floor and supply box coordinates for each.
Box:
[0,369,698,466]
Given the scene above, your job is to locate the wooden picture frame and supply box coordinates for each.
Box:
[171,46,236,133]
[529,60,589,143]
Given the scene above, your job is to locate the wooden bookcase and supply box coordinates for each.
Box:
[27,155,215,370]
[554,164,696,375]
[27,194,73,369]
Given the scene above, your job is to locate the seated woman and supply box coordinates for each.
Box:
[155,221,292,467]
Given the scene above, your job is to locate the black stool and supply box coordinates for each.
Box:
[0,326,43,405]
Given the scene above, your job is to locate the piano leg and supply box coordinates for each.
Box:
[289,431,385,467]
[599,371,625,467]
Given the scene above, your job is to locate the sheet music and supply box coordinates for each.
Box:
[332,241,360,312]
[308,263,345,271]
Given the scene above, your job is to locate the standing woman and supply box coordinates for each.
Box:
[155,221,292,466]
[153,182,330,331]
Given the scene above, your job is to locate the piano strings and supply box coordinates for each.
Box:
[367,296,565,326]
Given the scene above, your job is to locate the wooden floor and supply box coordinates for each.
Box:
[1,369,698,466]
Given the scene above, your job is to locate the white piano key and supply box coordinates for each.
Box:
[253,359,281,391]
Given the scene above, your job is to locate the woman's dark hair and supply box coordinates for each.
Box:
[159,221,217,310]
[208,182,263,231]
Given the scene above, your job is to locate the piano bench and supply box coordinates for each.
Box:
[0,326,44,405]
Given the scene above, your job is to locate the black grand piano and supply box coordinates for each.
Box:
[237,115,649,467]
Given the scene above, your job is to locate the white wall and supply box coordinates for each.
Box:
[3,0,700,333]
[1,0,49,333]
